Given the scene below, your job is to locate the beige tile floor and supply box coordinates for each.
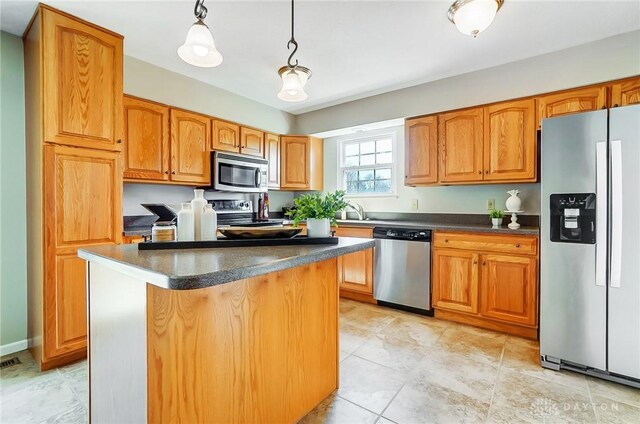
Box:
[1,299,638,423]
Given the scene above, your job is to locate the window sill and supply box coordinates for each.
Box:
[344,193,398,199]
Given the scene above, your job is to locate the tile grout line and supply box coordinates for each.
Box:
[334,393,387,418]
[484,340,507,423]
[585,377,599,424]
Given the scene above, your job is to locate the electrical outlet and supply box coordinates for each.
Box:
[487,198,495,210]
[411,199,419,211]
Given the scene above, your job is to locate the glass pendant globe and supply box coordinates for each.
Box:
[177,20,223,67]
[277,68,309,102]
[452,0,499,37]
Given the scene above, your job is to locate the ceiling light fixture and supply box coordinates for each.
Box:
[448,0,504,38]
[178,0,223,67]
[278,0,311,102]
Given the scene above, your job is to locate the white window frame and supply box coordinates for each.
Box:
[337,130,398,198]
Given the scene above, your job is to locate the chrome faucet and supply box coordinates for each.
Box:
[347,202,365,221]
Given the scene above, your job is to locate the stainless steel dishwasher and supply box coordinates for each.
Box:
[373,227,432,314]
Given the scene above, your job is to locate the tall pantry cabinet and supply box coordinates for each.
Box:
[24,4,123,370]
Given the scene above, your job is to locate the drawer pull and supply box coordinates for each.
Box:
[516,243,521,247]
[444,239,449,243]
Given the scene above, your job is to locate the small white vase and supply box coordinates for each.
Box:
[177,203,194,241]
[307,218,331,238]
[201,204,217,241]
[491,218,503,228]
[506,190,522,212]
[191,189,207,241]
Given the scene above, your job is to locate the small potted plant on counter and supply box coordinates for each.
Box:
[490,208,504,228]
[287,190,350,237]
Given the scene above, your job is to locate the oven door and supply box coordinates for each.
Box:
[213,153,268,193]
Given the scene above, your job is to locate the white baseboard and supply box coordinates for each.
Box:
[0,340,28,357]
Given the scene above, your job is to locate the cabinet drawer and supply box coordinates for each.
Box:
[335,226,373,238]
[433,232,537,256]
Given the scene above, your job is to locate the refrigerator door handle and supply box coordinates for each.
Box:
[610,139,623,288]
[595,141,607,287]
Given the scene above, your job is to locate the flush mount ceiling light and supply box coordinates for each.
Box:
[448,0,504,38]
[278,0,312,102]
[178,0,223,67]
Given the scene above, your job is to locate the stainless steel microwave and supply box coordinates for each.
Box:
[211,151,268,193]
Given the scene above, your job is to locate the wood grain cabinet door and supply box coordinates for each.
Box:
[335,227,374,295]
[42,8,123,151]
[212,120,240,153]
[123,96,169,181]
[537,86,607,128]
[280,136,310,190]
[610,78,640,107]
[240,127,265,157]
[480,254,538,326]
[483,99,536,182]
[405,116,438,185]
[432,248,479,314]
[266,133,281,189]
[170,109,211,184]
[44,144,122,360]
[438,108,484,183]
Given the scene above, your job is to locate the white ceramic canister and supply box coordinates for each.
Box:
[201,204,217,241]
[191,189,207,241]
[307,218,331,238]
[177,202,195,241]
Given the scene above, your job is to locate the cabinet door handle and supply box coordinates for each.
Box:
[172,171,176,175]
[116,139,122,144]
[473,260,478,264]
[444,239,449,243]
[164,171,169,174]
[477,171,481,175]
[485,170,489,174]
[613,103,619,108]
[482,261,486,266]
[515,243,521,247]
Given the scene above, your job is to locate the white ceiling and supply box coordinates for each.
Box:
[2,0,639,114]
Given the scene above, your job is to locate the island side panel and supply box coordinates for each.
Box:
[88,262,147,424]
[147,258,339,423]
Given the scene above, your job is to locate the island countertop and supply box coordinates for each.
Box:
[78,237,375,290]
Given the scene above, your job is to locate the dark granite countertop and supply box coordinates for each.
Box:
[78,237,375,290]
[284,219,539,235]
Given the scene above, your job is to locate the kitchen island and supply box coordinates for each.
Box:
[78,238,374,424]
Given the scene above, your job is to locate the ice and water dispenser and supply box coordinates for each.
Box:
[549,193,596,244]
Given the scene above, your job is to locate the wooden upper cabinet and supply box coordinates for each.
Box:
[240,127,265,157]
[44,144,122,359]
[405,116,438,185]
[480,254,538,326]
[432,248,479,314]
[123,96,170,181]
[170,109,211,185]
[537,86,607,128]
[610,78,640,107]
[265,133,281,189]
[280,136,323,191]
[212,120,240,153]
[483,99,536,182]
[41,7,123,151]
[438,108,484,183]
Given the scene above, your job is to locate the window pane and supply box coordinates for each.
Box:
[344,155,359,167]
[360,154,375,166]
[376,152,392,164]
[376,139,392,152]
[375,179,391,192]
[359,180,375,193]
[344,143,359,157]
[345,170,358,182]
[375,168,391,180]
[346,180,358,193]
[361,141,375,154]
[359,169,374,181]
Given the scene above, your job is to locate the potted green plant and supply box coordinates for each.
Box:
[489,208,504,228]
[287,191,350,237]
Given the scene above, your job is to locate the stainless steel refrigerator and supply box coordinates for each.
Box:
[540,104,640,388]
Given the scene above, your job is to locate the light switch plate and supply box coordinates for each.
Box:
[411,199,419,211]
[487,198,495,210]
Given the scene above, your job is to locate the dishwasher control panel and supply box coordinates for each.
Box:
[373,227,431,241]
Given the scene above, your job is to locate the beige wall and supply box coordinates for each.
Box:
[323,126,540,215]
[296,31,640,135]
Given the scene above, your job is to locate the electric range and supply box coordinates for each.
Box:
[209,200,283,227]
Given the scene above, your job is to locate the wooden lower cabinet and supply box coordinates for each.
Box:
[432,231,539,339]
[334,226,376,304]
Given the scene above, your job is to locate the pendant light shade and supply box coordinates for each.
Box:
[178,20,223,67]
[178,0,223,67]
[278,66,311,102]
[448,0,504,37]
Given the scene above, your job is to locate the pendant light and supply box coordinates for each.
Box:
[178,0,223,67]
[278,0,312,102]
[448,0,504,38]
